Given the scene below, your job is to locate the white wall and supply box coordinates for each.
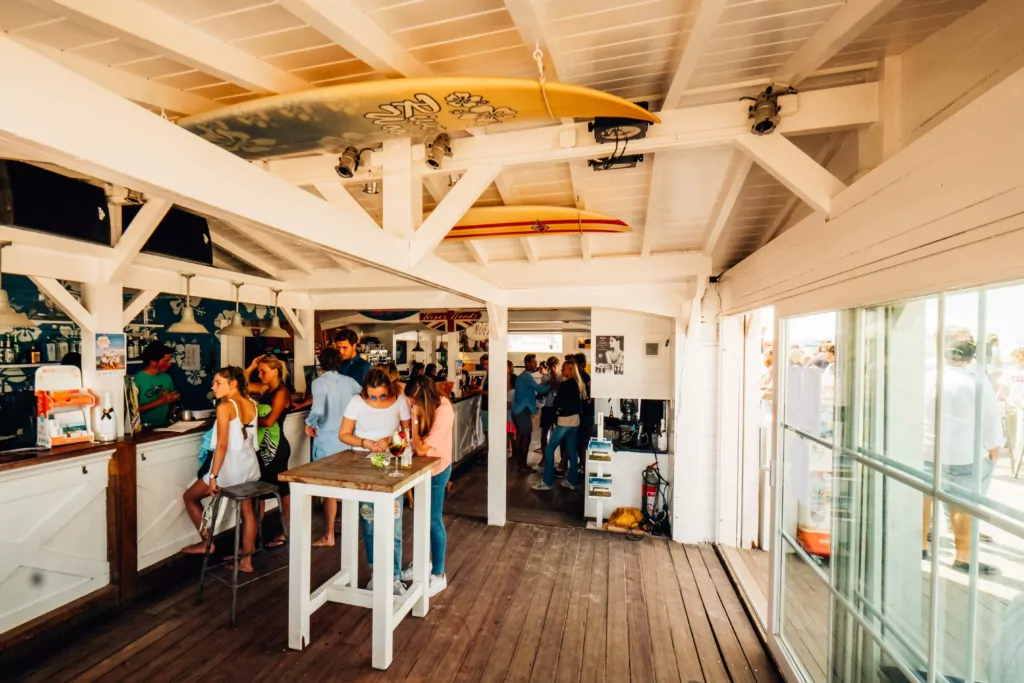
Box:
[590,308,673,400]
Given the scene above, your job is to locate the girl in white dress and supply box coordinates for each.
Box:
[181,367,262,572]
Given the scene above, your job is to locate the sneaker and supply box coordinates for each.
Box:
[560,479,578,491]
[400,564,415,582]
[428,574,447,597]
[393,579,408,596]
[952,560,1000,576]
[532,481,553,491]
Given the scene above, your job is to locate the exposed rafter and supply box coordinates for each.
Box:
[123,289,159,328]
[232,221,317,275]
[30,277,96,332]
[26,0,309,94]
[641,153,670,257]
[105,197,171,284]
[14,37,217,116]
[521,238,540,265]
[208,225,282,280]
[702,153,753,256]
[504,0,565,78]
[567,159,592,261]
[663,0,729,109]
[775,0,902,87]
[270,83,879,186]
[278,0,433,78]
[410,165,502,265]
[464,240,489,267]
[734,134,845,215]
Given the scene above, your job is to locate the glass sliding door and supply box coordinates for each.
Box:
[771,282,1024,683]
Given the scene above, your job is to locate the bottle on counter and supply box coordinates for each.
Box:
[11,335,22,364]
[56,334,69,361]
[45,338,57,363]
[29,344,41,365]
[3,335,14,365]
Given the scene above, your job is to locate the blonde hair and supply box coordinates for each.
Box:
[257,353,289,384]
[562,359,587,400]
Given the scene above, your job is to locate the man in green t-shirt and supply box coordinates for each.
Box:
[135,342,179,428]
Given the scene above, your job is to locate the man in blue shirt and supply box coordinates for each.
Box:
[511,354,550,472]
[335,329,370,385]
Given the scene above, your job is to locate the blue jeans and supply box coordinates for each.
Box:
[431,466,452,576]
[544,425,579,487]
[360,500,402,579]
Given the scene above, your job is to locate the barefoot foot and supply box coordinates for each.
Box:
[312,536,335,547]
[182,541,213,555]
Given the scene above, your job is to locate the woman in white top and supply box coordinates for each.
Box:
[338,367,411,595]
[181,367,261,572]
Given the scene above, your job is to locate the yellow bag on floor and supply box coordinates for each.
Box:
[608,507,643,530]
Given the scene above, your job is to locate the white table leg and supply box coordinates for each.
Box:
[340,498,358,587]
[371,496,395,670]
[413,474,431,618]
[288,488,312,650]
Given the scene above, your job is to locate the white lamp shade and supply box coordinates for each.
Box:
[261,314,290,338]
[167,305,210,334]
[217,311,253,337]
[0,289,36,328]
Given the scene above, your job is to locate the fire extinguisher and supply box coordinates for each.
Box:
[642,466,659,518]
[641,460,670,536]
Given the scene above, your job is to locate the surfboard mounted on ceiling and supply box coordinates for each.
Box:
[178,77,659,160]
[443,206,630,241]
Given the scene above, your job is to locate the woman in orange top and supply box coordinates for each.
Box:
[400,375,455,597]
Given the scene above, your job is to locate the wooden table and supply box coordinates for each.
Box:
[279,452,435,669]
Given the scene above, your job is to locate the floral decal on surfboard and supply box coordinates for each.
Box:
[363,91,518,135]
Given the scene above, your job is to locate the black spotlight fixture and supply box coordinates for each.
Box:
[588,101,650,143]
[588,153,644,171]
[334,146,360,178]
[742,85,796,136]
[425,133,453,169]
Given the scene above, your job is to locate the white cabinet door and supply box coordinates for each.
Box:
[136,435,239,570]
[0,452,112,634]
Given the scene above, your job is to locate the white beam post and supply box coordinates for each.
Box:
[281,307,308,340]
[409,165,502,266]
[641,153,670,257]
[734,134,845,215]
[278,0,434,78]
[567,159,592,260]
[29,277,96,332]
[703,153,753,255]
[27,0,310,94]
[292,308,316,393]
[663,0,729,109]
[758,134,842,248]
[80,281,127,437]
[382,138,421,239]
[775,0,902,87]
[486,301,508,526]
[445,331,459,387]
[122,289,159,328]
[105,197,171,283]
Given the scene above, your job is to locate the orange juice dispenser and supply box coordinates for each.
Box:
[35,365,98,447]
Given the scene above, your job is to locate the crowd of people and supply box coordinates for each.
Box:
[178,329,455,598]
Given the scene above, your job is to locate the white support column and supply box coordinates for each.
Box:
[735,134,845,215]
[486,301,508,527]
[80,282,126,437]
[29,278,96,332]
[445,332,459,385]
[409,165,502,266]
[293,308,316,394]
[105,197,171,284]
[382,137,421,240]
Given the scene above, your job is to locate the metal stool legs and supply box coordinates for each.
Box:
[231,500,242,626]
[196,493,226,606]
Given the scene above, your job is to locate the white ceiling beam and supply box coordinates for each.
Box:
[465,240,489,267]
[663,0,729,109]
[641,153,670,257]
[381,137,421,239]
[208,227,282,280]
[409,165,502,265]
[278,0,433,78]
[520,238,540,264]
[123,289,159,328]
[468,252,711,289]
[566,159,591,261]
[29,277,96,332]
[280,307,307,339]
[122,260,309,309]
[232,220,317,275]
[312,289,479,311]
[105,197,171,284]
[775,0,902,87]
[703,153,753,256]
[269,83,879,186]
[580,235,592,261]
[504,0,564,77]
[734,134,845,215]
[758,134,842,248]
[506,284,693,320]
[13,37,217,116]
[26,0,309,94]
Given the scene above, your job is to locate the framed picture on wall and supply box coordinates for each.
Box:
[395,340,408,366]
[576,337,591,350]
[594,335,624,375]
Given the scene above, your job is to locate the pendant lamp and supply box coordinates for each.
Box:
[412,331,424,353]
[167,273,210,334]
[217,282,253,337]
[0,242,35,328]
[261,289,290,338]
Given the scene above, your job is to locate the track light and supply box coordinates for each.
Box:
[425,133,452,169]
[335,146,360,178]
[362,181,379,195]
[743,86,796,136]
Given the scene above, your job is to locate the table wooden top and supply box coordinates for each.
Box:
[278,451,435,492]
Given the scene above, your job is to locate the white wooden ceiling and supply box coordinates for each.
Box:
[0,0,984,279]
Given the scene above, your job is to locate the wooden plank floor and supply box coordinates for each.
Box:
[11,517,780,683]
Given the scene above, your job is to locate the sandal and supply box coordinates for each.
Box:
[266,536,287,548]
[952,560,1000,575]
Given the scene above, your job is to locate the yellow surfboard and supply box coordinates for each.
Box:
[179,77,659,160]
[444,206,630,241]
